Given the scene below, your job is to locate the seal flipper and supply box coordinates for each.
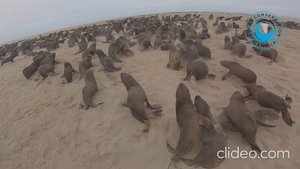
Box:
[207,73,216,80]
[221,72,231,81]
[256,120,276,128]
[166,141,177,155]
[113,58,123,63]
[113,67,122,71]
[181,158,196,166]
[146,109,164,119]
[61,74,65,78]
[145,98,162,109]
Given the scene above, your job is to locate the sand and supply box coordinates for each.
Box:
[0,12,299,169]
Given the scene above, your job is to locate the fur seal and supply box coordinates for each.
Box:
[108,39,125,63]
[176,95,227,168]
[166,83,214,157]
[252,47,278,62]
[95,49,121,72]
[224,91,261,153]
[154,34,163,49]
[82,42,97,60]
[61,62,78,83]
[232,36,249,58]
[1,51,18,66]
[86,34,97,42]
[120,73,163,133]
[167,43,181,70]
[22,56,44,79]
[78,57,93,80]
[242,83,295,126]
[39,53,57,66]
[224,35,233,50]
[220,60,257,83]
[75,35,88,54]
[38,62,56,80]
[80,69,104,110]
[184,46,215,81]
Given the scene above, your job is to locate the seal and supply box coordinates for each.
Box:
[75,35,88,54]
[184,46,215,81]
[80,69,104,110]
[224,91,261,153]
[108,39,125,63]
[224,35,233,50]
[95,49,121,72]
[1,51,18,66]
[102,33,115,44]
[61,62,78,83]
[166,83,214,157]
[232,36,249,58]
[22,56,44,79]
[39,53,58,66]
[86,34,97,42]
[220,60,257,83]
[175,95,227,168]
[38,61,56,80]
[167,43,181,70]
[242,83,295,126]
[154,34,163,49]
[120,73,163,133]
[78,57,93,80]
[235,29,246,40]
[252,47,278,63]
[82,42,97,60]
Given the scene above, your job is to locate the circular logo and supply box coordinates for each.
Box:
[245,11,283,50]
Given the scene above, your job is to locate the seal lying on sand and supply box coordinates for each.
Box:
[242,83,295,126]
[224,91,262,153]
[220,60,257,83]
[61,62,78,83]
[120,73,163,133]
[176,95,227,168]
[252,47,278,63]
[1,51,18,66]
[80,69,104,110]
[95,49,121,72]
[184,46,215,81]
[166,83,214,158]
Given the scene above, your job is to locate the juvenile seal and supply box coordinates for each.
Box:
[252,47,278,62]
[224,91,261,153]
[95,49,121,72]
[167,43,181,70]
[242,83,295,126]
[61,62,78,83]
[224,35,233,50]
[78,57,93,80]
[82,42,97,60]
[86,34,97,42]
[120,73,163,133]
[166,83,214,157]
[1,51,18,66]
[75,35,88,54]
[38,62,56,80]
[232,36,249,58]
[108,39,125,63]
[220,60,257,83]
[184,46,215,81]
[154,34,163,49]
[22,56,44,79]
[176,95,227,168]
[80,69,104,110]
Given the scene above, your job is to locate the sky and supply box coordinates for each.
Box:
[0,0,299,44]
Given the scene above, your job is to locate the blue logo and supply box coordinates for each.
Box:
[245,11,283,50]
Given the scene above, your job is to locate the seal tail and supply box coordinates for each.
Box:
[256,120,276,128]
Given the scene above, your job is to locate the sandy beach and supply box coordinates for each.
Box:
[0,12,299,169]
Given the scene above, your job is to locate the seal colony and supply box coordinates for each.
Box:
[0,12,298,169]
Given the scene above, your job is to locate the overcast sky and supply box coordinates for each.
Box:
[0,0,299,44]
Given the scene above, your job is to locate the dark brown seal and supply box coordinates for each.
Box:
[80,69,104,110]
[78,57,93,80]
[176,95,227,168]
[75,35,88,54]
[1,51,18,66]
[167,43,181,70]
[220,60,257,83]
[184,46,215,81]
[120,73,163,133]
[242,83,295,126]
[166,83,214,157]
[61,62,78,83]
[38,62,56,80]
[95,49,121,72]
[82,42,97,60]
[252,47,278,63]
[22,56,44,79]
[224,91,261,153]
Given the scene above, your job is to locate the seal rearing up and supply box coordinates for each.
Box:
[178,95,227,168]
[242,83,294,126]
[120,73,163,133]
